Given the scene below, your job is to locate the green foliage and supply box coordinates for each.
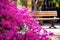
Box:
[20,0,27,6]
[39,0,60,8]
[51,0,60,8]
[20,0,60,8]
[13,0,17,1]
[39,0,44,2]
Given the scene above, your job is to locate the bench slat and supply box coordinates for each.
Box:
[35,18,60,20]
[33,11,57,17]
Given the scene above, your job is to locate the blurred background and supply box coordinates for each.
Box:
[14,0,60,23]
[13,0,60,40]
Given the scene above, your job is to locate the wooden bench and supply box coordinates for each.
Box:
[33,11,60,28]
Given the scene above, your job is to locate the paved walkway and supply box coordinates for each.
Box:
[42,23,60,40]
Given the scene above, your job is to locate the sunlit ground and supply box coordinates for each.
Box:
[42,23,60,40]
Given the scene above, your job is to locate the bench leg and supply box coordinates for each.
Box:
[38,17,44,25]
[49,20,56,28]
[39,20,44,25]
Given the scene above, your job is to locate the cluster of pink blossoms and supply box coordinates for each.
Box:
[0,0,53,40]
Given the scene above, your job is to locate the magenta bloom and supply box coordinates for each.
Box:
[0,0,53,40]
[0,34,4,40]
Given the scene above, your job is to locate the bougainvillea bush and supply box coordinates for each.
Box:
[0,0,53,40]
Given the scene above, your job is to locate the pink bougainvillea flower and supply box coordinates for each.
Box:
[0,34,4,40]
[0,0,53,40]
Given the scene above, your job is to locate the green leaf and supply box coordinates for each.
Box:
[56,2,59,7]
